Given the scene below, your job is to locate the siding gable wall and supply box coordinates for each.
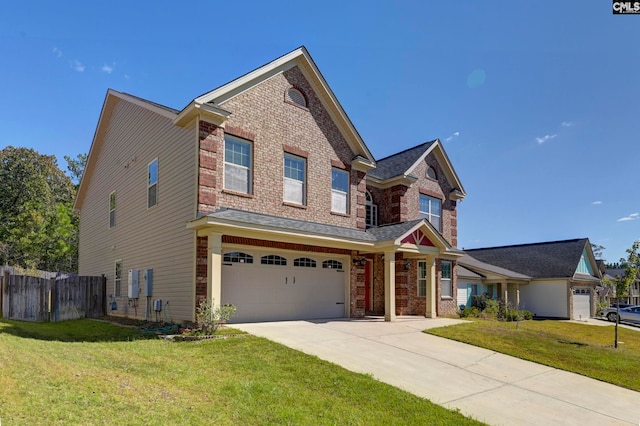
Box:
[78,98,197,321]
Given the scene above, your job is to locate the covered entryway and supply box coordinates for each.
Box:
[221,249,347,322]
[572,287,591,320]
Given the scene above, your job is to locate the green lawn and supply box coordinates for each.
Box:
[0,319,484,425]
[426,320,640,392]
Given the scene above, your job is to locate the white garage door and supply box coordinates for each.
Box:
[221,249,347,323]
[572,288,591,320]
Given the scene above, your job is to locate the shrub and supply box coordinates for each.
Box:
[195,299,237,335]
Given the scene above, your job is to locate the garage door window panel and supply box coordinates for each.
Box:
[261,255,287,266]
[322,260,343,270]
[294,258,317,267]
[223,252,254,264]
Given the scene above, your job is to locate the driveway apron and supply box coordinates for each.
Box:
[234,317,640,426]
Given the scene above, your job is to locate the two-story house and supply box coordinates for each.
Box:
[75,46,466,324]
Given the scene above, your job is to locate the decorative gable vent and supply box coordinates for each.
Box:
[286,87,307,108]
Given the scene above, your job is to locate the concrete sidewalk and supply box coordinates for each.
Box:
[234,317,640,426]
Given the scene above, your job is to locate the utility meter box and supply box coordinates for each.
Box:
[128,269,139,299]
[153,299,163,312]
[143,269,153,297]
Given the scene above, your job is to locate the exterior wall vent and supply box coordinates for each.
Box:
[286,87,307,108]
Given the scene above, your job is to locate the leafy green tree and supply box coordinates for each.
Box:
[606,241,640,302]
[0,146,77,272]
[64,153,87,186]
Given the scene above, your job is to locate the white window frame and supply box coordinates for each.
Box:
[440,261,452,298]
[419,194,442,232]
[283,153,306,205]
[114,259,123,297]
[148,158,158,208]
[418,261,427,297]
[331,168,349,214]
[224,135,252,194]
[109,191,116,228]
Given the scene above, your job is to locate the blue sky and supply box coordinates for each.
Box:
[1,1,638,262]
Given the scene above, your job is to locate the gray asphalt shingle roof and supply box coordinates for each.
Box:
[458,254,530,280]
[464,238,591,279]
[367,141,435,180]
[206,208,436,243]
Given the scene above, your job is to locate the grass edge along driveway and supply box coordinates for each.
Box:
[0,319,485,425]
[426,319,640,392]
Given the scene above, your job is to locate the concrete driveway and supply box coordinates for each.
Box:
[234,317,640,426]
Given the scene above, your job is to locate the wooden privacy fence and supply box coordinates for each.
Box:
[0,272,107,322]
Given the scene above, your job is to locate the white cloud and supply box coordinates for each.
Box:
[71,60,85,72]
[52,47,62,58]
[617,213,639,222]
[561,121,574,127]
[101,63,115,74]
[592,201,602,205]
[536,134,557,144]
[445,131,460,142]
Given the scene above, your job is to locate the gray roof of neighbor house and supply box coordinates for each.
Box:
[204,208,436,243]
[457,265,485,279]
[464,238,595,279]
[367,141,436,180]
[458,254,530,280]
[604,268,627,280]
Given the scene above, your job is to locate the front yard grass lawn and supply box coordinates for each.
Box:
[426,319,640,392]
[0,319,484,425]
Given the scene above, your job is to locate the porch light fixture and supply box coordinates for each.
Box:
[352,258,366,267]
[404,261,411,271]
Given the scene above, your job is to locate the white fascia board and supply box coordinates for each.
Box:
[405,139,467,198]
[174,101,231,127]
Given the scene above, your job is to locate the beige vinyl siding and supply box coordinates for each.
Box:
[78,97,197,321]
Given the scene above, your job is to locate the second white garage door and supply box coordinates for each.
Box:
[221,249,348,323]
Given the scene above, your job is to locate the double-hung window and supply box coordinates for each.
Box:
[331,168,349,214]
[109,191,116,228]
[224,135,252,194]
[440,261,452,298]
[148,159,158,208]
[419,194,442,232]
[284,154,306,205]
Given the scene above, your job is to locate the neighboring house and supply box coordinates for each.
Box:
[75,46,467,324]
[603,267,640,305]
[460,238,601,319]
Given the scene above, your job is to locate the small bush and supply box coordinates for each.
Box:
[195,299,237,335]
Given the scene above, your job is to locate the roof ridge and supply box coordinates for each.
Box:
[465,238,588,251]
[375,140,437,163]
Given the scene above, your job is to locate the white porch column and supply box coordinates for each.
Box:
[384,250,396,322]
[516,283,520,309]
[207,232,223,308]
[425,256,437,318]
[501,281,508,303]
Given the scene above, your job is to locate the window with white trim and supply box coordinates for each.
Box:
[109,191,116,228]
[224,135,252,194]
[114,260,123,297]
[331,168,349,214]
[366,191,378,227]
[148,159,158,208]
[284,154,306,205]
[418,261,427,297]
[440,261,452,298]
[419,194,442,232]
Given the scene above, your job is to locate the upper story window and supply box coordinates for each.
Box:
[331,168,349,214]
[420,194,441,232]
[114,259,123,297]
[148,159,158,208]
[284,154,306,205]
[224,135,252,194]
[426,166,437,180]
[109,191,116,228]
[366,191,378,227]
[440,261,452,298]
[286,87,307,108]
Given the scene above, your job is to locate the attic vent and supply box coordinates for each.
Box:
[426,166,437,180]
[286,88,307,108]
